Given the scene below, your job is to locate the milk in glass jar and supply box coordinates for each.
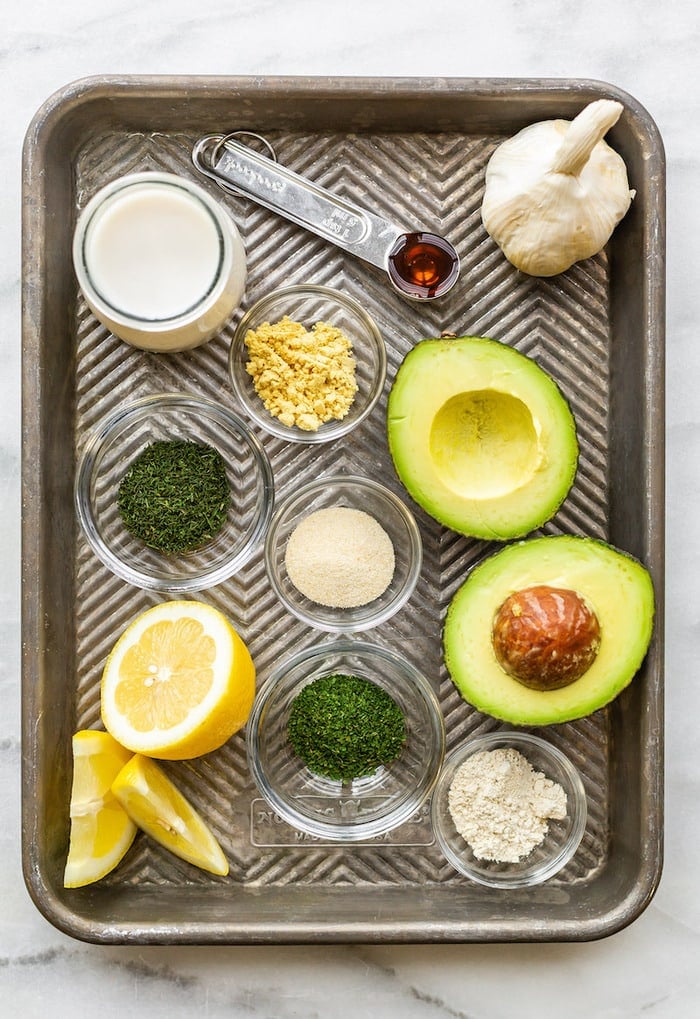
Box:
[73,172,246,351]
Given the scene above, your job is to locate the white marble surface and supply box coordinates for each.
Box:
[3,0,698,1015]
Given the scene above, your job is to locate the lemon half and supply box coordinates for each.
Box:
[101,601,255,760]
[63,730,137,888]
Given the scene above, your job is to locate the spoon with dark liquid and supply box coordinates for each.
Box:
[192,133,460,302]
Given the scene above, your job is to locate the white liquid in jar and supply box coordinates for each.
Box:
[74,172,247,352]
[84,183,222,321]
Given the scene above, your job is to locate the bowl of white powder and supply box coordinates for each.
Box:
[264,473,422,632]
[431,731,587,887]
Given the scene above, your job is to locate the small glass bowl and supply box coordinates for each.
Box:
[247,640,445,841]
[228,284,386,442]
[74,393,274,593]
[431,731,587,888]
[264,474,422,632]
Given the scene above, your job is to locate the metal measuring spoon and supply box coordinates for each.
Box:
[192,132,460,301]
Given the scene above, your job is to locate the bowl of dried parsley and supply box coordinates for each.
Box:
[75,393,274,592]
[228,284,386,442]
[247,640,445,841]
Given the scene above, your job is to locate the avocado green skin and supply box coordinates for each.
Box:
[386,336,578,540]
[443,535,655,725]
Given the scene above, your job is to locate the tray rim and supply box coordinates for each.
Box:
[21,73,665,945]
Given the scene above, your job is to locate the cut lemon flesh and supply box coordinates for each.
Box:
[111,754,229,876]
[101,600,255,760]
[64,730,137,888]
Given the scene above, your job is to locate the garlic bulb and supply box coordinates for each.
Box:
[481,100,635,277]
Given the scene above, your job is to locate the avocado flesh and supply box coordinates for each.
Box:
[443,535,655,725]
[387,336,578,539]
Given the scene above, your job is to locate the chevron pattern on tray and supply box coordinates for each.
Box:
[73,128,610,887]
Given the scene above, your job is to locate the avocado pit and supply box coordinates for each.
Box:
[492,585,601,691]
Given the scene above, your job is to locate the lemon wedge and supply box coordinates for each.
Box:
[101,600,255,760]
[63,730,137,888]
[111,754,229,876]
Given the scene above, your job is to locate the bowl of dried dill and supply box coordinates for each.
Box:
[75,393,274,592]
[247,640,445,841]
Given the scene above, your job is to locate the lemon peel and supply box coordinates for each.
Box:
[111,754,228,876]
[63,730,137,888]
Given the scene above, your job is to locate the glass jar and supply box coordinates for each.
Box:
[72,171,246,352]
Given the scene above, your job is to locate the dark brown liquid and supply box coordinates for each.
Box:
[387,232,459,299]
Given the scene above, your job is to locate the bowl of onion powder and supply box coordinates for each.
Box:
[264,474,422,632]
[431,731,587,887]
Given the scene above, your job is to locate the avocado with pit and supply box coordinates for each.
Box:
[443,535,655,725]
[386,336,578,539]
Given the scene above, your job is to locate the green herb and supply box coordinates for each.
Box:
[117,440,230,554]
[287,673,406,783]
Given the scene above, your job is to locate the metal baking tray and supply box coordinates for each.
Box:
[21,75,665,944]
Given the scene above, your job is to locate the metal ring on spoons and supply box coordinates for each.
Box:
[193,132,278,200]
[211,131,277,167]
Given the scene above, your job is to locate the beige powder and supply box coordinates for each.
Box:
[447,747,567,863]
[244,316,357,431]
[285,507,395,608]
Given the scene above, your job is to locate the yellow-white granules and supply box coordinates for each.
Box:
[244,316,357,431]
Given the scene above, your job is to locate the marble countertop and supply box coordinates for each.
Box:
[3,1,697,1015]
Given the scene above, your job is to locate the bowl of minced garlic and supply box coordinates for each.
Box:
[431,731,587,887]
[228,284,386,442]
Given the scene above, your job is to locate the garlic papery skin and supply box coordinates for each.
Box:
[481,100,635,277]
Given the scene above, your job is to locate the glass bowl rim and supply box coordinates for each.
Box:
[247,637,446,841]
[431,730,587,888]
[228,283,387,444]
[74,391,275,593]
[263,473,423,632]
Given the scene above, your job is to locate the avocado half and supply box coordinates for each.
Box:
[387,336,578,539]
[443,535,655,725]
